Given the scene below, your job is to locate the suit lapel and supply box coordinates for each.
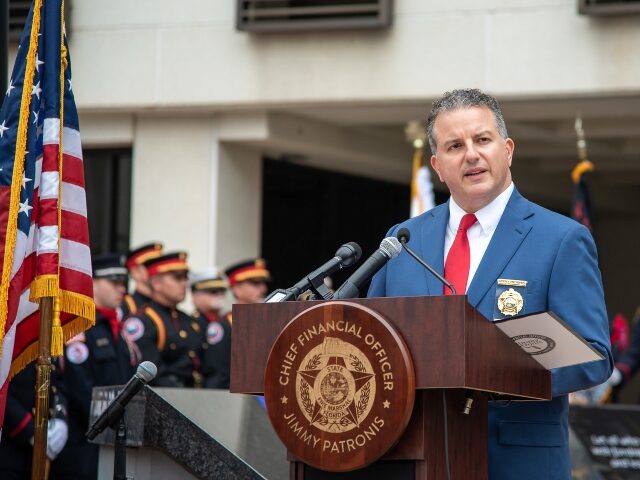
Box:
[419,203,449,295]
[467,189,534,308]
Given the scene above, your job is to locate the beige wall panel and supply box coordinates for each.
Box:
[130,115,213,270]
[70,0,640,108]
[214,144,262,269]
[71,0,232,29]
[489,10,640,95]
[71,30,158,107]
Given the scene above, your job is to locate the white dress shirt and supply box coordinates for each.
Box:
[444,183,515,291]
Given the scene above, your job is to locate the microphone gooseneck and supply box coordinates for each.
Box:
[396,228,457,295]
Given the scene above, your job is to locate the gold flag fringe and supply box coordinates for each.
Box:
[30,275,59,301]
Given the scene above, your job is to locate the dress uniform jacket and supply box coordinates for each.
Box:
[119,290,151,318]
[0,363,67,480]
[124,300,205,388]
[194,311,232,389]
[53,309,137,480]
[368,188,613,480]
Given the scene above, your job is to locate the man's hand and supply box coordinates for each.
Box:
[46,418,68,460]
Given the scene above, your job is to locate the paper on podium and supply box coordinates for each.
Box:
[494,311,604,370]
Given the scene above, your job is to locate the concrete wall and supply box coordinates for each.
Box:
[70,0,640,110]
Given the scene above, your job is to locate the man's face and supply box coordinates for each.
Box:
[192,290,226,314]
[129,264,149,284]
[232,279,267,304]
[151,271,188,307]
[93,278,126,309]
[430,106,514,213]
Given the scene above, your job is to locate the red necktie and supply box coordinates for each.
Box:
[444,213,477,295]
[97,307,120,341]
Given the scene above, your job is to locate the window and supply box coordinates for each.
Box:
[579,0,640,15]
[237,0,392,32]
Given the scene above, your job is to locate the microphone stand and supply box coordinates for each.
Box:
[113,415,129,480]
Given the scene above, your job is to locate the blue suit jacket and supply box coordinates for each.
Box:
[368,188,613,480]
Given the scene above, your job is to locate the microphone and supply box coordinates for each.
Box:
[332,237,402,300]
[396,227,457,295]
[265,242,362,302]
[86,361,157,440]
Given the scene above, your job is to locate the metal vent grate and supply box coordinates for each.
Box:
[578,0,640,16]
[237,0,392,32]
[9,0,30,41]
[8,0,72,42]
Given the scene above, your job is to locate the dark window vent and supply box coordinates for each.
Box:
[237,0,392,32]
[9,1,72,42]
[9,0,30,41]
[579,0,640,16]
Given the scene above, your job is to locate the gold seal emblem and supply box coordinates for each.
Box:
[297,337,375,433]
[497,288,524,316]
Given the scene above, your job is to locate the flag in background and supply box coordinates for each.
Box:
[571,159,594,232]
[0,0,94,438]
[405,120,435,218]
[572,118,594,232]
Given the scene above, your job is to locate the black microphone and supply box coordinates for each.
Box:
[265,242,362,302]
[332,237,402,299]
[86,361,157,440]
[396,227,457,295]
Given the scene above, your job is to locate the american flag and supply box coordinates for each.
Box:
[0,0,95,438]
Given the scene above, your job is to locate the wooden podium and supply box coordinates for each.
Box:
[230,295,551,479]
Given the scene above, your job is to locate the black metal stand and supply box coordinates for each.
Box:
[113,415,130,480]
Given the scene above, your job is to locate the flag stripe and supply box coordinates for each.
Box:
[0,0,95,434]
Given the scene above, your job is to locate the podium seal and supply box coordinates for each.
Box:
[264,301,415,472]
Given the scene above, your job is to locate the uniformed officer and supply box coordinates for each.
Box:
[201,259,271,389]
[120,242,163,317]
[122,252,205,388]
[53,253,138,480]
[225,258,271,307]
[0,363,68,480]
[190,268,230,389]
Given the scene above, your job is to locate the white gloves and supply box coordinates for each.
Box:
[608,367,623,387]
[46,418,68,460]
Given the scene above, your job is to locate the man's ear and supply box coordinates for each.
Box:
[505,138,515,167]
[431,154,444,182]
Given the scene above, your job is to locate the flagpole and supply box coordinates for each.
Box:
[31,296,54,480]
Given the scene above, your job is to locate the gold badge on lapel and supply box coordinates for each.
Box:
[493,279,527,320]
[497,288,524,316]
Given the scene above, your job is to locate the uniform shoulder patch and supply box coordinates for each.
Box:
[66,332,86,344]
[123,317,145,341]
[66,341,89,364]
[207,322,225,345]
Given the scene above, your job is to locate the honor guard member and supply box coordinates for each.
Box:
[53,253,138,480]
[0,363,69,480]
[226,258,271,308]
[190,268,230,389]
[120,242,163,317]
[123,252,205,388]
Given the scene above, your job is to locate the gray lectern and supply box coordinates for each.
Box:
[89,386,288,480]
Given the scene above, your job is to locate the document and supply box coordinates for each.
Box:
[494,311,604,370]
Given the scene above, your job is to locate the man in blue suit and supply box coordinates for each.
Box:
[368,89,612,480]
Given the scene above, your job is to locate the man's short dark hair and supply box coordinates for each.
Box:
[426,88,508,154]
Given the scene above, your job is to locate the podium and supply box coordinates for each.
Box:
[230,295,551,479]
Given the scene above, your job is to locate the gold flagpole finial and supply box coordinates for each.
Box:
[404,120,427,150]
[573,115,594,184]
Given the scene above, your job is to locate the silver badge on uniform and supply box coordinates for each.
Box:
[493,279,527,320]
